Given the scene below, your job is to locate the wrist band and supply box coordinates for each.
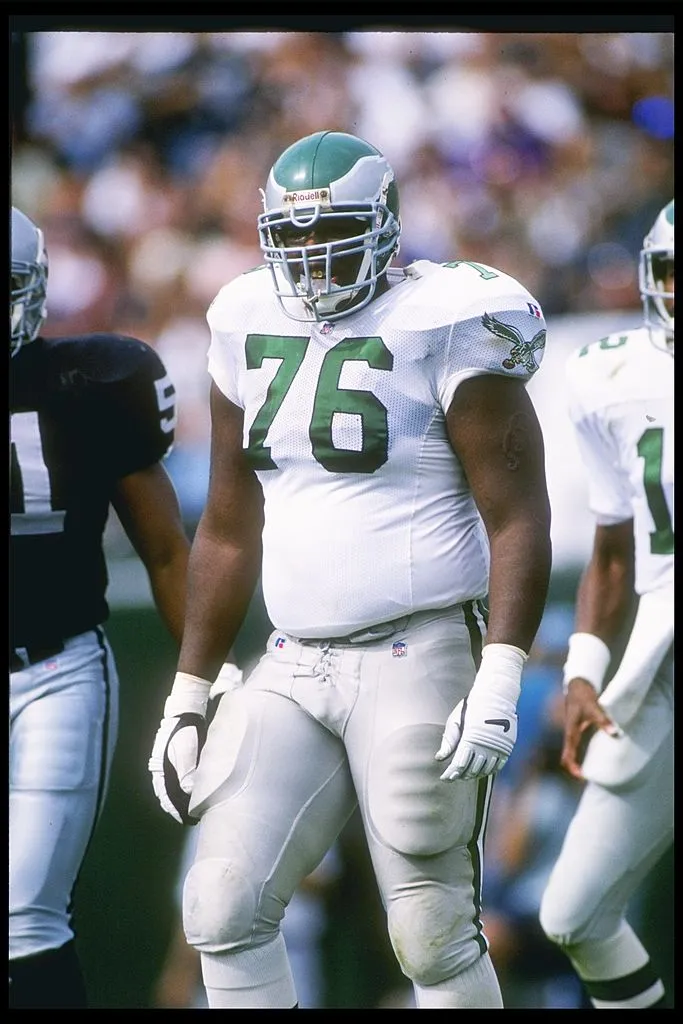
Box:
[164,670,212,718]
[476,643,528,702]
[562,632,611,694]
[482,642,529,664]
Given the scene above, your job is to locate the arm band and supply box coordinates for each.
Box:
[163,671,212,718]
[562,632,611,695]
[476,643,528,702]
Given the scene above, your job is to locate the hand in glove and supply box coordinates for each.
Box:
[148,672,212,825]
[435,643,527,782]
[207,660,244,719]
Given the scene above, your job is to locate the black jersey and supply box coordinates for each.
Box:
[10,333,177,648]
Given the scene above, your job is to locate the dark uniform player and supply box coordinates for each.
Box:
[9,206,191,1008]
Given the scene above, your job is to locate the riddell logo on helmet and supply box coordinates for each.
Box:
[283,188,331,206]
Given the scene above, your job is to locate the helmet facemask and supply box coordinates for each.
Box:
[638,200,674,354]
[259,200,399,321]
[11,208,48,357]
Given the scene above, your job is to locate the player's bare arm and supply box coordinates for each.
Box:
[574,520,636,642]
[561,519,635,776]
[446,373,552,653]
[149,384,264,824]
[436,374,552,783]
[112,463,190,646]
[178,382,264,684]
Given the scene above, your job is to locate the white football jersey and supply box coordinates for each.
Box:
[207,259,547,637]
[566,327,674,597]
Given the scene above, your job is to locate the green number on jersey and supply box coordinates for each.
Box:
[637,427,674,554]
[577,334,629,358]
[442,260,500,280]
[245,334,392,473]
[246,334,309,469]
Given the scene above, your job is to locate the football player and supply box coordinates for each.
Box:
[9,206,191,1007]
[149,130,552,1009]
[539,201,674,1009]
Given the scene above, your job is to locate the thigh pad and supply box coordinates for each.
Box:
[367,723,479,856]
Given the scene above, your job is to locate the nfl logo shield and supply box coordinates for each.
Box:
[392,641,407,658]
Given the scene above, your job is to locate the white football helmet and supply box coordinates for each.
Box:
[639,199,674,352]
[11,206,48,357]
[258,130,401,323]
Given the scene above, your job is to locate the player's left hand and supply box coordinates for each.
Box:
[435,643,527,782]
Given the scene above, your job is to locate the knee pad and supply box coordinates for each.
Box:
[183,857,257,953]
[368,724,478,856]
[539,880,592,949]
[387,884,473,986]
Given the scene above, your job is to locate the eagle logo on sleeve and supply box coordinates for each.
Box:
[481,312,546,374]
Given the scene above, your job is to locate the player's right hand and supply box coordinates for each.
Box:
[149,712,207,824]
[148,672,212,825]
[561,678,621,780]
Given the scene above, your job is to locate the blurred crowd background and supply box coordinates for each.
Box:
[10,27,674,528]
[9,23,674,1009]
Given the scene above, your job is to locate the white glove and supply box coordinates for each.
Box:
[148,672,212,825]
[435,643,527,782]
[210,661,244,701]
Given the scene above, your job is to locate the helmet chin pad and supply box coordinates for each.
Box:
[302,277,374,320]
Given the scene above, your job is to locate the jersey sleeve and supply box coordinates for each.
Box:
[96,335,178,479]
[570,412,633,524]
[565,349,633,525]
[436,269,547,411]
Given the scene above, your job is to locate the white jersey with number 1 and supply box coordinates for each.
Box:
[565,326,674,597]
[207,258,547,638]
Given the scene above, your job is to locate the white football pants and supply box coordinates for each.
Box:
[9,629,119,960]
[184,602,497,995]
[539,646,673,951]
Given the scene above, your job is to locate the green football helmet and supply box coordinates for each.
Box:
[258,130,401,322]
[639,199,674,350]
